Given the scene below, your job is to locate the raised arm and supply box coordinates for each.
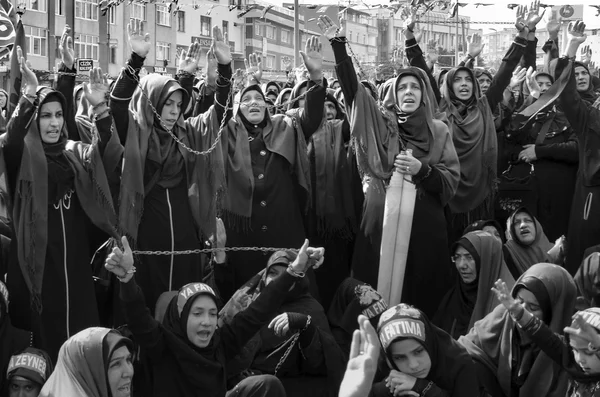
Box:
[484,5,533,110]
[109,20,151,145]
[556,21,589,136]
[297,36,326,137]
[319,16,359,108]
[192,51,218,117]
[81,68,116,159]
[403,10,441,103]
[175,41,201,119]
[220,242,325,361]
[1,47,38,194]
[493,280,571,366]
[55,25,79,141]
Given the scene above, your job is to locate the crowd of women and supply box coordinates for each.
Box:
[1,1,600,396]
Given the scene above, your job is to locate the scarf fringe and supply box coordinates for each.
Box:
[316,216,357,241]
[449,192,495,230]
[222,209,251,233]
[16,180,44,314]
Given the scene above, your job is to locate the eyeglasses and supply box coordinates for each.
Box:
[451,254,473,263]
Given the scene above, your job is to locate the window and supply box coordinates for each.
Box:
[265,55,275,70]
[75,0,98,20]
[131,2,146,21]
[266,25,275,40]
[26,26,47,56]
[26,0,46,12]
[156,4,170,26]
[108,7,116,24]
[55,0,63,15]
[75,34,99,61]
[222,21,229,40]
[281,29,291,44]
[156,42,171,61]
[254,22,262,36]
[200,16,211,37]
[110,46,118,64]
[177,11,185,32]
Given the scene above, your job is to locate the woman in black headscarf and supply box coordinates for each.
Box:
[216,39,326,299]
[221,250,346,397]
[110,24,230,317]
[105,236,324,397]
[433,231,513,339]
[372,303,479,397]
[548,22,600,274]
[1,43,121,362]
[320,15,460,317]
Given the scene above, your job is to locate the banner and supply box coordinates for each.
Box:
[8,19,25,118]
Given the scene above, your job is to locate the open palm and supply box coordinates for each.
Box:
[300,36,323,76]
[128,19,151,58]
[82,67,109,107]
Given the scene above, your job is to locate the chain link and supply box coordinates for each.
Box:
[132,246,299,255]
[126,65,232,156]
[274,332,300,376]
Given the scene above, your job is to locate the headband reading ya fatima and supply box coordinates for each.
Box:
[379,319,426,350]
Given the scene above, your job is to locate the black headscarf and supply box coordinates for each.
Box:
[237,85,269,132]
[573,62,598,105]
[386,69,432,153]
[377,304,479,395]
[35,87,75,204]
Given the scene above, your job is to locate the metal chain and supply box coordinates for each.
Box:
[125,65,232,156]
[132,245,299,255]
[274,333,300,377]
[273,315,311,376]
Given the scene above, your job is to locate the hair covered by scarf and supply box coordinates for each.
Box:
[433,231,513,338]
[349,67,458,202]
[39,327,133,397]
[459,263,576,397]
[1,88,121,312]
[504,207,552,275]
[440,67,497,215]
[119,73,225,244]
[377,303,478,394]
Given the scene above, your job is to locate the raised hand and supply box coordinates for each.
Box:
[127,19,151,58]
[468,33,485,58]
[105,236,135,281]
[525,66,541,96]
[232,68,246,93]
[16,46,37,96]
[205,49,218,89]
[491,280,522,315]
[317,15,345,40]
[82,67,109,107]
[515,5,529,33]
[526,0,546,31]
[282,56,292,72]
[564,314,600,349]
[178,40,201,74]
[403,7,418,35]
[209,217,226,263]
[299,36,323,80]
[211,26,231,64]
[244,53,262,84]
[567,20,587,47]
[59,25,75,69]
[413,23,423,43]
[546,12,561,39]
[509,65,527,90]
[339,315,380,397]
[580,45,592,65]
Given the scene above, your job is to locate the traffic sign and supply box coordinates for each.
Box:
[77,59,93,72]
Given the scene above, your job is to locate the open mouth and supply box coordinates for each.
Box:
[197,330,211,340]
[118,384,131,394]
[249,108,261,114]
[403,98,415,104]
[459,89,470,94]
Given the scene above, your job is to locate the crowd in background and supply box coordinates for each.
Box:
[1,2,600,396]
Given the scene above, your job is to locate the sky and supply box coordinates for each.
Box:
[264,1,600,31]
